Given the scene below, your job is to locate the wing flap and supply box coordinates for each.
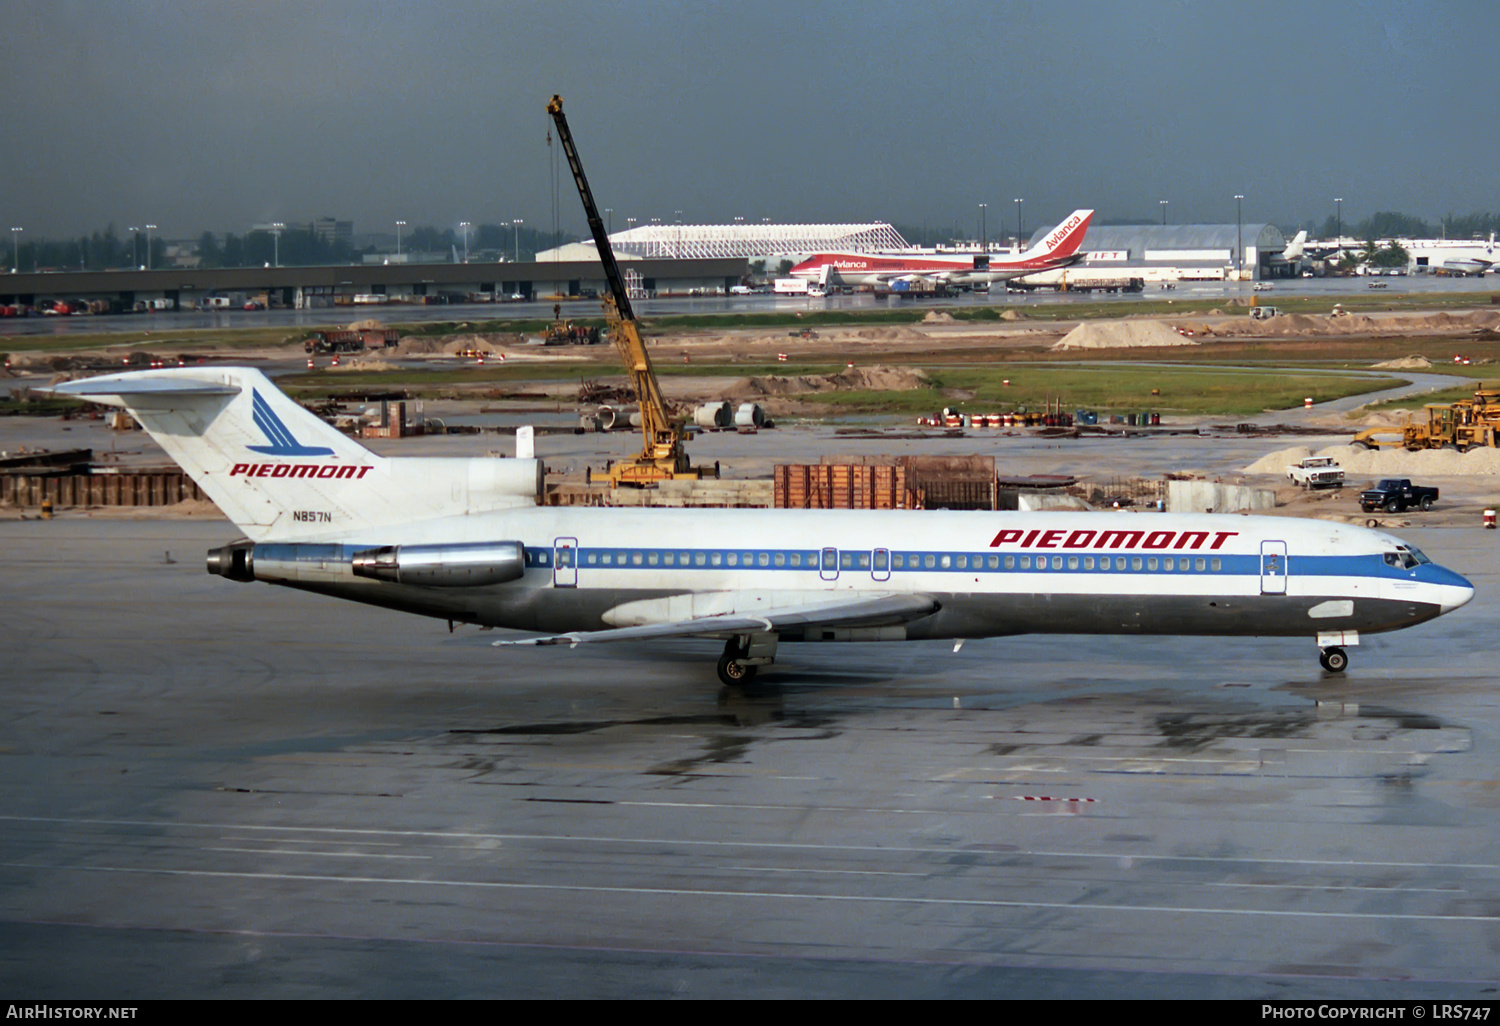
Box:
[493,593,938,648]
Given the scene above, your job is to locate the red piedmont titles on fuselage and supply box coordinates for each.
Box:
[988,527,1239,551]
[228,463,373,480]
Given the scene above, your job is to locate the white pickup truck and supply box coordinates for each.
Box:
[1286,456,1346,488]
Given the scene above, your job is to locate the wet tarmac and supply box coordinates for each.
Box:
[0,518,1497,998]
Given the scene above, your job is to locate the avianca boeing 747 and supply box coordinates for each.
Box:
[47,367,1473,686]
[789,209,1094,290]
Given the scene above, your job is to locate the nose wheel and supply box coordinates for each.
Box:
[1319,647,1348,673]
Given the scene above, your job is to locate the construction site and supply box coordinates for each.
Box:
[9,298,1500,526]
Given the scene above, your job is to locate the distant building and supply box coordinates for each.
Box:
[310,217,353,248]
[1033,223,1291,281]
[248,218,354,249]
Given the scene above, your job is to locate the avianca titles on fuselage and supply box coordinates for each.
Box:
[791,209,1093,288]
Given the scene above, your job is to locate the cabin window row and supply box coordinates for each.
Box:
[527,548,1225,573]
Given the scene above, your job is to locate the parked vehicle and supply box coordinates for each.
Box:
[1360,479,1438,513]
[1286,456,1345,488]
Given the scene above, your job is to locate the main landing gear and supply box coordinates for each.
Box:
[1319,647,1349,673]
[717,649,757,686]
[716,632,778,687]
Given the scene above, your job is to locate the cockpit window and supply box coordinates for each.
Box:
[1384,548,1426,570]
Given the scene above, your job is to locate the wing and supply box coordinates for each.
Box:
[493,593,938,648]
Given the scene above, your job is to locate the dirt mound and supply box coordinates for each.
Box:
[746,364,932,395]
[1246,443,1500,476]
[922,311,954,323]
[441,334,513,355]
[386,332,524,357]
[1370,355,1433,369]
[346,319,387,331]
[1230,309,1500,339]
[1051,319,1197,350]
[340,358,399,373]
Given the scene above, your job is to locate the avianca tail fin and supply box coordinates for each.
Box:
[44,367,542,541]
[1020,209,1094,264]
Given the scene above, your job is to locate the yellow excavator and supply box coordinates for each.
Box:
[546,95,707,486]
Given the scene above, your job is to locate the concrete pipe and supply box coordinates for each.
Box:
[693,401,733,428]
[735,403,766,429]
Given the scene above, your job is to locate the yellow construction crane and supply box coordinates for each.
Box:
[546,94,706,486]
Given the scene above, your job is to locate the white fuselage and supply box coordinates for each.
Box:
[246,506,1473,644]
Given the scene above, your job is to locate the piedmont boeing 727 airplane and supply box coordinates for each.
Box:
[789,210,1094,290]
[48,368,1473,685]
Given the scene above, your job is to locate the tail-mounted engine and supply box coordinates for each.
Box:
[351,541,526,587]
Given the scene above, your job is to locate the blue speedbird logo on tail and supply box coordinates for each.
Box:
[246,389,335,456]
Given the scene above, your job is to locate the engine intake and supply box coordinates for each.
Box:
[351,541,526,587]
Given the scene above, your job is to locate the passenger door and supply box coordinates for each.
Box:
[553,537,577,588]
[820,547,839,582]
[1260,540,1287,595]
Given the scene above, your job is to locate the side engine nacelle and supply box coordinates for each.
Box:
[208,540,527,588]
[351,541,526,587]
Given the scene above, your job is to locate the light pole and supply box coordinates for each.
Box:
[1160,199,1168,226]
[145,224,156,270]
[605,208,612,235]
[512,218,523,262]
[979,203,987,252]
[9,227,20,273]
[459,221,471,263]
[395,220,405,259]
[1234,194,1244,282]
[1334,197,1343,244]
[1013,198,1023,252]
[129,226,139,268]
[271,222,284,268]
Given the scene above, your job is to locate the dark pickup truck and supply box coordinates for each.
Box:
[1360,479,1439,513]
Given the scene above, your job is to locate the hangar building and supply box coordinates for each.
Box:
[1039,223,1292,282]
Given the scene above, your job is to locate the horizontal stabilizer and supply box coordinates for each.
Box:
[47,374,241,401]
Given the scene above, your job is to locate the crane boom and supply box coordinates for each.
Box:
[546,94,700,485]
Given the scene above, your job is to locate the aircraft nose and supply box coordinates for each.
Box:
[1431,566,1476,613]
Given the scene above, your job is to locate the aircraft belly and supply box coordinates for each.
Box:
[899,593,1441,640]
[266,577,1441,642]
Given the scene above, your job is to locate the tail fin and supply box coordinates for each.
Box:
[45,367,542,540]
[1021,209,1094,264]
[1283,230,1308,261]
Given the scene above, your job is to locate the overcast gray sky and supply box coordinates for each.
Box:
[3,0,1494,241]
